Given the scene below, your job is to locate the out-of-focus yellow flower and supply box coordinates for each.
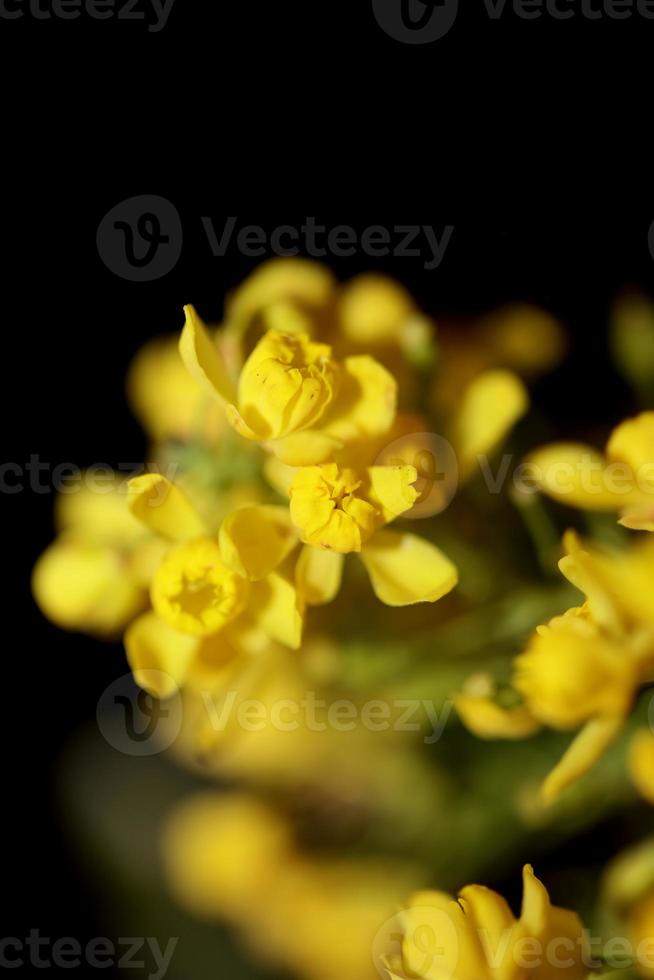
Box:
[630,892,654,979]
[163,791,419,980]
[453,369,529,480]
[628,729,654,806]
[287,461,458,606]
[32,477,164,636]
[126,334,227,444]
[125,475,305,696]
[385,864,587,980]
[180,306,397,465]
[457,531,654,803]
[527,412,654,531]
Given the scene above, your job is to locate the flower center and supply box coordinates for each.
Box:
[152,538,249,636]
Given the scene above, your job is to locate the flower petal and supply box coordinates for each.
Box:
[324,355,397,441]
[607,411,654,474]
[125,612,198,698]
[248,572,305,649]
[219,505,298,581]
[541,714,625,804]
[295,545,344,605]
[32,536,145,636]
[271,430,343,466]
[628,728,654,806]
[455,369,528,478]
[128,474,207,541]
[525,443,632,511]
[179,304,236,403]
[360,530,458,606]
[366,465,418,524]
[455,695,541,739]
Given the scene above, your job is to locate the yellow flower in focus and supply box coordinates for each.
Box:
[628,729,654,806]
[125,475,305,697]
[32,476,164,637]
[457,531,654,803]
[527,412,654,531]
[180,305,398,465]
[288,462,458,607]
[385,864,587,980]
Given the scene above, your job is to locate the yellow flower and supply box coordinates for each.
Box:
[180,305,397,465]
[32,476,164,637]
[385,864,587,980]
[287,461,458,606]
[457,531,654,803]
[527,412,654,531]
[125,474,304,697]
[163,791,418,980]
[628,729,654,806]
[126,334,227,444]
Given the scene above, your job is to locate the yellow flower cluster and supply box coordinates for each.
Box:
[458,410,654,804]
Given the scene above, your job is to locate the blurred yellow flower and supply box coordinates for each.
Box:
[457,530,654,802]
[628,729,654,806]
[32,477,164,636]
[163,791,419,980]
[385,864,587,980]
[127,334,227,444]
[527,412,654,531]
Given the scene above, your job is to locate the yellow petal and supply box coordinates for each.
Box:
[179,304,236,403]
[32,536,145,636]
[226,257,334,328]
[248,572,304,649]
[455,369,528,478]
[324,355,397,441]
[338,274,414,345]
[541,714,625,804]
[127,334,226,443]
[519,864,551,937]
[366,464,418,524]
[124,612,197,697]
[219,505,298,581]
[295,545,344,605]
[628,728,654,805]
[458,883,516,980]
[128,474,207,542]
[271,429,343,466]
[54,476,142,542]
[455,694,540,739]
[360,530,458,606]
[607,412,654,474]
[525,443,634,511]
[263,455,298,497]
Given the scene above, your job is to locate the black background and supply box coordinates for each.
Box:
[1,0,653,973]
